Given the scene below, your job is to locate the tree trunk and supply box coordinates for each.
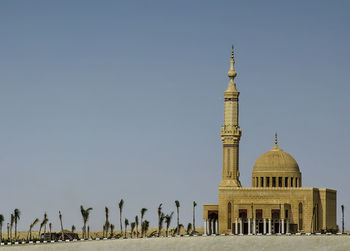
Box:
[141,216,143,237]
[15,223,17,241]
[177,207,180,235]
[60,218,64,240]
[83,224,86,239]
[120,211,123,235]
[193,206,196,232]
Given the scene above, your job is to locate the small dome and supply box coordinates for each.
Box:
[252,144,300,174]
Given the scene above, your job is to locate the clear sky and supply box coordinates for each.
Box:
[0,0,349,231]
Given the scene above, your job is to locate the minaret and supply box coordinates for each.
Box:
[219,46,242,187]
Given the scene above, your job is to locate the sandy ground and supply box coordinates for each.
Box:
[1,235,350,251]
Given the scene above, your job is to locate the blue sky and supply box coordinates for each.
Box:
[0,0,349,231]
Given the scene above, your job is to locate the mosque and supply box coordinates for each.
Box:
[202,47,337,235]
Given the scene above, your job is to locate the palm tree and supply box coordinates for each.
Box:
[124,218,129,238]
[28,218,39,241]
[104,207,110,238]
[87,226,90,239]
[118,199,124,235]
[135,216,139,238]
[80,205,93,239]
[39,213,48,240]
[71,225,76,233]
[165,212,174,237]
[10,213,14,241]
[130,222,135,238]
[157,204,163,237]
[110,224,115,238]
[43,212,48,238]
[0,214,4,242]
[140,208,147,237]
[49,222,52,240]
[59,211,64,240]
[7,223,9,241]
[175,200,180,235]
[14,209,20,241]
[193,201,197,233]
[341,205,345,233]
[142,220,149,237]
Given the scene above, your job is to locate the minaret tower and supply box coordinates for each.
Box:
[219,46,242,187]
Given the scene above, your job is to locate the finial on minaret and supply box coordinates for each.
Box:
[227,45,237,80]
[231,44,234,60]
[275,132,278,145]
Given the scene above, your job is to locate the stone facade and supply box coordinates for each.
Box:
[203,47,337,235]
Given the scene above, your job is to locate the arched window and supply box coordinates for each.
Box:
[298,202,303,231]
[228,202,232,229]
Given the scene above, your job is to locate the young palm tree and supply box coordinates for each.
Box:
[142,220,149,237]
[193,201,197,233]
[165,212,174,237]
[104,207,110,238]
[0,214,4,242]
[140,208,147,237]
[118,199,124,235]
[28,218,39,241]
[80,206,93,239]
[130,222,135,238]
[135,216,139,238]
[110,224,115,238]
[124,218,129,238]
[10,213,14,241]
[71,225,76,233]
[59,211,64,240]
[14,209,20,241]
[175,200,180,235]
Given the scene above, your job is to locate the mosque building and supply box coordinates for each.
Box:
[203,47,337,235]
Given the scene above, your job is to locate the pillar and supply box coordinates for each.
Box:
[215,220,218,234]
[286,220,289,234]
[239,219,243,235]
[248,218,251,234]
[263,219,266,234]
[235,218,238,235]
[268,219,272,234]
[281,219,285,234]
[209,219,212,235]
[204,221,207,235]
[253,218,256,235]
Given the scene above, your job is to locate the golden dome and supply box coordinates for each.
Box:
[252,144,300,174]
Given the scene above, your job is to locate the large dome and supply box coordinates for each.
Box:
[252,137,302,188]
[252,144,300,173]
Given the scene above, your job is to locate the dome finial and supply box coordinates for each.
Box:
[275,132,278,145]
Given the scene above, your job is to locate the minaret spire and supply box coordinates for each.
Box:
[227,45,238,92]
